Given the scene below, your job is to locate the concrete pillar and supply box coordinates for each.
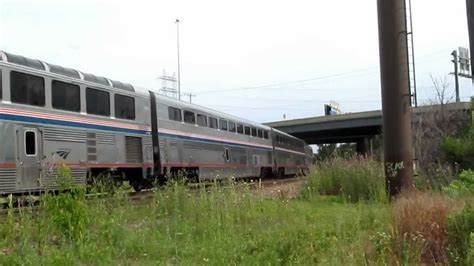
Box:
[356,138,370,157]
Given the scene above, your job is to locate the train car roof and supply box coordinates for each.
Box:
[0,50,293,134]
[152,89,273,130]
[0,51,135,93]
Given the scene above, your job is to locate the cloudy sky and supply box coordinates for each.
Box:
[0,0,472,123]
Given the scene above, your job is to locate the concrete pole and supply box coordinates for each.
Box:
[377,0,414,197]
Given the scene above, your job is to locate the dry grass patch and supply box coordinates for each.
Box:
[391,191,461,264]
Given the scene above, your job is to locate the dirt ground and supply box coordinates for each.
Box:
[254,178,305,199]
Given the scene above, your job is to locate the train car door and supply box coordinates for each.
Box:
[16,126,42,189]
[252,153,259,177]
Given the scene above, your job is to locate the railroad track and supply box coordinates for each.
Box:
[0,176,306,214]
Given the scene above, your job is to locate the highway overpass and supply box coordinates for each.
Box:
[265,102,472,154]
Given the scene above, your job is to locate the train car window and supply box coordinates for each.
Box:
[228,122,236,133]
[237,124,244,134]
[25,131,36,156]
[209,117,218,129]
[184,111,195,124]
[86,87,110,116]
[244,126,251,136]
[251,127,257,137]
[168,107,182,122]
[10,71,45,107]
[52,80,80,112]
[196,114,207,127]
[257,129,263,138]
[225,148,230,162]
[264,131,269,139]
[219,119,228,131]
[115,94,135,120]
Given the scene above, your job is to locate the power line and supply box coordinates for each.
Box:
[197,66,380,94]
[194,49,450,95]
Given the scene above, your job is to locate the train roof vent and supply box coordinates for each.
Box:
[82,73,110,86]
[4,52,45,71]
[110,79,134,92]
[48,63,81,79]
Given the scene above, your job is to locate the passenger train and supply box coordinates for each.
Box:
[0,51,313,193]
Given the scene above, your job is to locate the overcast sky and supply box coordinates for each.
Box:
[0,0,472,123]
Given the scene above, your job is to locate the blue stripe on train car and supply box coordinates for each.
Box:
[159,133,272,151]
[0,113,150,135]
[0,113,273,151]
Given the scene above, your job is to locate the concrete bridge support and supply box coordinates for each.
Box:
[356,138,371,157]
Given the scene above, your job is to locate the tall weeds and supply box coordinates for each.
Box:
[390,191,456,264]
[301,157,386,202]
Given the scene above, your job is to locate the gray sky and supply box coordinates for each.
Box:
[1,0,472,123]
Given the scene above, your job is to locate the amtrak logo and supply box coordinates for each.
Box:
[55,149,71,160]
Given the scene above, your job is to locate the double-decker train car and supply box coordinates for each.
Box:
[0,51,312,194]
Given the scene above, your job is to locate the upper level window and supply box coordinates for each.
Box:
[237,124,244,134]
[209,117,218,129]
[86,87,110,116]
[168,107,182,122]
[264,131,269,139]
[10,71,45,107]
[251,127,257,137]
[257,129,263,138]
[115,94,135,120]
[244,126,251,136]
[52,80,80,112]
[0,70,2,100]
[219,119,228,131]
[229,122,236,133]
[197,114,207,127]
[184,111,195,124]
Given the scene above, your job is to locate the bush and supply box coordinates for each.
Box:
[443,170,474,196]
[447,204,474,265]
[42,165,89,243]
[441,132,474,170]
[391,192,454,264]
[301,157,386,202]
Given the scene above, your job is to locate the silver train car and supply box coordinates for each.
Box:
[0,51,313,193]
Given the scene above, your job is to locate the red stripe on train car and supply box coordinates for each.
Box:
[0,163,16,167]
[50,162,154,168]
[161,162,274,168]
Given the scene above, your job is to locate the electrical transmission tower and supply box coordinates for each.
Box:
[158,70,178,99]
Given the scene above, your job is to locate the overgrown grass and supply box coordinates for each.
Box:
[0,167,392,265]
[1,159,473,264]
[301,157,386,203]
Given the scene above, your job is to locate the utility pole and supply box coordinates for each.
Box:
[176,18,181,100]
[452,50,461,103]
[183,92,196,103]
[467,0,474,81]
[377,0,414,197]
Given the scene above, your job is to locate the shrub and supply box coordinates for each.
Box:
[301,157,386,202]
[41,165,89,243]
[447,204,474,265]
[391,192,454,264]
[443,170,474,196]
[441,133,474,170]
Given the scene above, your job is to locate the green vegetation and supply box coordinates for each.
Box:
[1,158,474,264]
[441,102,474,170]
[302,157,386,203]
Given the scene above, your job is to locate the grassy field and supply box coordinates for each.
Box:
[0,160,473,265]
